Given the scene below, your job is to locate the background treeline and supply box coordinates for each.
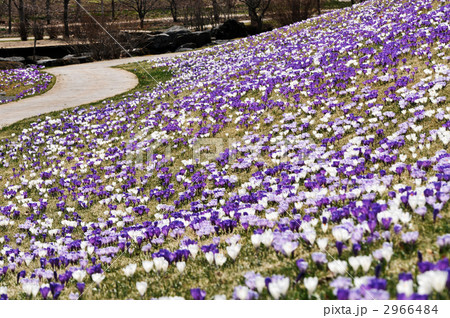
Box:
[0,0,358,40]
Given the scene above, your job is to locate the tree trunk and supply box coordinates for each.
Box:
[140,16,145,29]
[46,0,51,24]
[17,0,27,41]
[257,17,263,33]
[100,0,104,15]
[248,6,259,28]
[63,0,70,38]
[112,0,115,19]
[316,0,321,15]
[76,0,82,21]
[169,0,178,22]
[212,0,220,24]
[8,0,12,34]
[32,0,37,60]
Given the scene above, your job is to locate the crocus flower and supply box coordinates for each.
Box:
[153,257,169,273]
[91,273,105,286]
[72,270,86,282]
[176,261,186,273]
[328,260,348,275]
[136,281,148,297]
[304,277,318,296]
[142,260,154,273]
[232,286,258,300]
[214,253,227,266]
[190,288,206,300]
[417,270,448,294]
[122,264,137,277]
[226,243,242,260]
[268,276,289,300]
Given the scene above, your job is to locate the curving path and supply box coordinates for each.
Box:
[0,52,182,128]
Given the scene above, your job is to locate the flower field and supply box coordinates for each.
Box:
[0,66,54,104]
[0,0,449,300]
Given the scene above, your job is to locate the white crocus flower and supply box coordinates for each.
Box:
[136,281,148,297]
[226,243,242,260]
[251,234,262,248]
[348,256,360,272]
[153,257,169,273]
[328,260,348,275]
[142,260,154,273]
[255,276,266,293]
[418,270,448,294]
[92,273,105,285]
[304,277,319,296]
[187,244,199,259]
[396,280,414,297]
[122,263,137,277]
[317,238,328,251]
[268,277,289,300]
[261,230,274,247]
[381,245,393,262]
[72,270,87,282]
[235,286,250,300]
[213,294,227,300]
[358,255,372,273]
[24,254,33,266]
[205,252,215,264]
[214,253,227,266]
[176,261,186,273]
[332,227,351,242]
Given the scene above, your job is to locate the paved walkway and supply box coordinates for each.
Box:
[0,53,182,128]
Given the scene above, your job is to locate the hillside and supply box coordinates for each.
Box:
[0,0,449,300]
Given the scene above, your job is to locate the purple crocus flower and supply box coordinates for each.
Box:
[190,288,206,300]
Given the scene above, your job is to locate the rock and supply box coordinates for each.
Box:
[0,91,5,96]
[165,25,190,38]
[75,55,94,64]
[0,56,26,63]
[26,55,51,62]
[36,59,66,67]
[193,31,212,47]
[62,54,76,60]
[174,32,197,47]
[179,42,197,49]
[62,58,81,65]
[212,19,247,40]
[0,60,25,70]
[175,47,193,53]
[128,48,146,56]
[144,33,173,53]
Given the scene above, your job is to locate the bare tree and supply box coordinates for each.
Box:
[239,0,271,32]
[316,0,320,15]
[211,0,220,23]
[45,0,51,24]
[8,0,12,33]
[28,0,45,60]
[223,0,237,19]
[120,0,159,29]
[63,0,70,37]
[167,0,179,22]
[270,0,313,26]
[13,0,28,40]
[112,0,116,19]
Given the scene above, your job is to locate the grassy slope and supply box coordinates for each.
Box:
[0,0,449,300]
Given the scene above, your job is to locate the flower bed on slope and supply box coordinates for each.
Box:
[0,0,449,300]
[0,66,54,104]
